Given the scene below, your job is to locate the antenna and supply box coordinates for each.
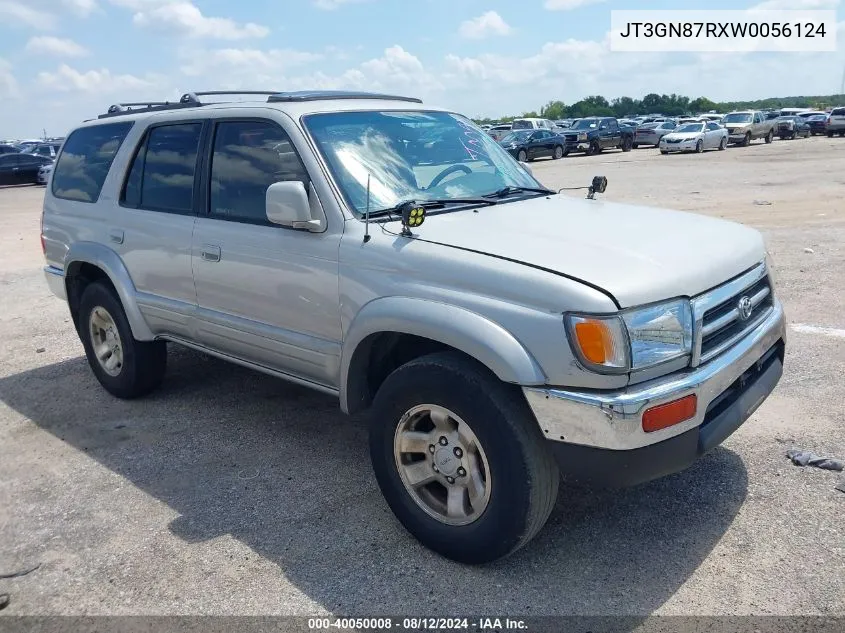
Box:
[364,174,371,243]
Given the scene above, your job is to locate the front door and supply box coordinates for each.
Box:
[191,117,343,388]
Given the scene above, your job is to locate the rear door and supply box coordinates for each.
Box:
[16,154,44,183]
[116,120,205,339]
[705,122,722,148]
[830,108,845,131]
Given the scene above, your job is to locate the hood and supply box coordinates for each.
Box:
[394,195,765,308]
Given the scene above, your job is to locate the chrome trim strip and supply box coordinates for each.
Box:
[524,300,784,450]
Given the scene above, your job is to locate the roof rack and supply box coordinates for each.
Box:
[267,90,422,103]
[98,89,422,119]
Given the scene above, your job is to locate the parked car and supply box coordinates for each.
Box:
[37,162,54,185]
[510,117,557,131]
[562,117,635,155]
[722,110,775,146]
[0,144,20,155]
[659,122,728,154]
[487,124,512,142]
[0,153,52,185]
[24,142,62,159]
[42,90,785,564]
[498,129,565,161]
[806,114,829,135]
[633,120,677,148]
[553,119,572,129]
[774,116,811,140]
[825,107,845,136]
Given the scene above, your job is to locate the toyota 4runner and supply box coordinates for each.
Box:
[42,90,786,564]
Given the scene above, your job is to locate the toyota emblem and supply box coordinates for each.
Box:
[737,296,753,321]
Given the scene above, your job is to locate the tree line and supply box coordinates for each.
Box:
[473,93,845,123]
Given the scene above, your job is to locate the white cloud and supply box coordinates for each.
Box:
[37,64,156,93]
[0,58,20,99]
[544,0,607,10]
[0,1,56,29]
[179,48,322,77]
[61,0,98,15]
[111,0,269,39]
[26,36,89,57]
[459,11,512,40]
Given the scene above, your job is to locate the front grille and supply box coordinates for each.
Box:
[692,264,774,365]
[564,133,578,143]
[666,138,682,144]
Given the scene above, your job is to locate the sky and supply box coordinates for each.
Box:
[0,0,843,138]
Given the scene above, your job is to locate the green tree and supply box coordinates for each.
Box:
[540,100,567,120]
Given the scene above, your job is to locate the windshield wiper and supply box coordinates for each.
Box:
[366,197,498,218]
[484,186,556,199]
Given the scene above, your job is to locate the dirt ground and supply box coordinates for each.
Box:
[0,136,843,618]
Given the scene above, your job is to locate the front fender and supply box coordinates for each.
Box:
[339,297,547,414]
[64,241,154,341]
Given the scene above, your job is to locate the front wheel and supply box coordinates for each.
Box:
[553,145,564,160]
[827,131,834,138]
[696,139,704,153]
[621,137,633,152]
[78,282,167,399]
[585,140,601,156]
[517,150,527,162]
[743,132,752,147]
[369,352,559,564]
[765,130,773,144]
[632,143,639,149]
[718,137,727,151]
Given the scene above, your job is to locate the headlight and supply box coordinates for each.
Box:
[566,299,693,373]
[578,133,587,141]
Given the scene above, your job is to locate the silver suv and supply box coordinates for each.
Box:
[42,90,786,564]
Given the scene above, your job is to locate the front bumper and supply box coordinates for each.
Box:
[524,299,785,486]
[660,141,695,152]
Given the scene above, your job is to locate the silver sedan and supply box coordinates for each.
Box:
[659,122,729,154]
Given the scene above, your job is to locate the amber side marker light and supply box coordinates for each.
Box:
[642,394,698,433]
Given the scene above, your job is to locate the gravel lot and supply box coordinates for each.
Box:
[0,137,843,618]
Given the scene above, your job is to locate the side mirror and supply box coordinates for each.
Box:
[266,181,322,231]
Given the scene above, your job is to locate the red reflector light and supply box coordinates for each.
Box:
[642,395,697,433]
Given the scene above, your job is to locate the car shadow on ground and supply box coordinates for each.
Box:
[0,346,749,618]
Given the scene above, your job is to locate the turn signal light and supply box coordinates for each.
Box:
[574,320,614,364]
[642,395,697,433]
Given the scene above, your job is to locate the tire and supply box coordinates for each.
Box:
[585,140,601,156]
[742,132,751,147]
[621,136,632,152]
[561,147,570,157]
[827,131,834,138]
[632,143,639,149]
[695,139,703,153]
[765,130,773,144]
[553,145,564,160]
[517,150,527,162]
[660,150,668,155]
[718,137,727,151]
[369,352,559,564]
[78,282,167,399]
[839,132,845,137]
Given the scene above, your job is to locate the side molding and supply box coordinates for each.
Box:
[340,296,547,413]
[64,242,155,341]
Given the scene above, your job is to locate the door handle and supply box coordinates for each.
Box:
[201,244,221,263]
[109,228,124,244]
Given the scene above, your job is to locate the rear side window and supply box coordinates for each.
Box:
[208,120,309,225]
[122,123,202,214]
[832,108,845,116]
[52,122,133,203]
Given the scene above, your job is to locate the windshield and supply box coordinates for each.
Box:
[723,113,752,124]
[571,119,599,130]
[675,123,705,133]
[303,110,542,215]
[500,131,532,144]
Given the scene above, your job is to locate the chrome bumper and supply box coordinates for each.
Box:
[524,299,785,450]
[43,265,67,301]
